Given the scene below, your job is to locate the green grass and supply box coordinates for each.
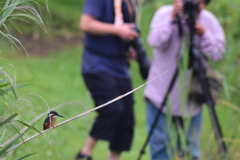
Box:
[0,45,149,160]
[0,43,239,160]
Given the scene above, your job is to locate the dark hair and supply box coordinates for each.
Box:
[204,0,211,5]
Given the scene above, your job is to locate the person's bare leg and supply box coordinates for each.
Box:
[80,136,97,155]
[109,151,121,160]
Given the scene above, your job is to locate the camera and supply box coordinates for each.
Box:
[129,26,151,80]
[183,0,199,19]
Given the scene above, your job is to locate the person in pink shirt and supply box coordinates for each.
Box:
[144,0,225,159]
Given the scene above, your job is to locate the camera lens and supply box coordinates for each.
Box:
[183,0,199,19]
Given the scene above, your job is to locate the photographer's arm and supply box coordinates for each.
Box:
[80,14,138,41]
[148,6,178,50]
[198,15,226,61]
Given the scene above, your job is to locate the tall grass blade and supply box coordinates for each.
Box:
[0,113,18,128]
[0,88,12,97]
[0,82,10,88]
[222,78,231,101]
[10,13,45,31]
[15,152,37,160]
[9,123,32,157]
[15,120,41,134]
[9,82,17,99]
[0,84,29,97]
[218,99,240,112]
[9,19,23,34]
[0,0,21,27]
[0,128,30,156]
[0,31,28,55]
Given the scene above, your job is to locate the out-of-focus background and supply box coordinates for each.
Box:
[0,0,240,159]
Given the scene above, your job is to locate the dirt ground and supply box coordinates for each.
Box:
[16,34,82,56]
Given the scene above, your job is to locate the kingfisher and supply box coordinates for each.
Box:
[43,110,64,130]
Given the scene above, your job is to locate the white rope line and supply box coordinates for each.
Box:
[6,71,167,153]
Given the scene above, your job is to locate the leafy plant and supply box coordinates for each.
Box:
[0,0,49,159]
[0,0,47,54]
[0,64,38,159]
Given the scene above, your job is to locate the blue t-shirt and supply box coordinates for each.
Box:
[81,0,131,79]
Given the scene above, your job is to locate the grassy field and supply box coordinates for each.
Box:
[1,0,240,160]
[1,44,240,160]
[1,46,150,160]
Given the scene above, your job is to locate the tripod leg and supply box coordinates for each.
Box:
[137,69,179,160]
[137,105,162,160]
[192,46,227,155]
[206,99,227,153]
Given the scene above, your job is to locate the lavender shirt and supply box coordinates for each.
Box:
[144,5,225,117]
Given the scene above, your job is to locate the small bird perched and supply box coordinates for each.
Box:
[43,110,64,130]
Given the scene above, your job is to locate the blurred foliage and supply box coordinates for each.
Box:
[2,0,240,40]
[2,0,84,38]
[1,0,240,159]
[0,62,40,159]
[0,0,57,159]
[207,1,240,39]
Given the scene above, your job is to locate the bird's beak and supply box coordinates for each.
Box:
[56,114,64,118]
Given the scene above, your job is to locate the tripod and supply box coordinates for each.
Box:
[137,12,227,160]
[186,9,227,155]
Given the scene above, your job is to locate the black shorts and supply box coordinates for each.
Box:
[82,72,135,152]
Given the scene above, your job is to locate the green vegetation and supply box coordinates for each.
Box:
[0,0,240,160]
[3,0,84,38]
[0,0,51,159]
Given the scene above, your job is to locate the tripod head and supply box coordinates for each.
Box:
[182,0,199,41]
[183,0,199,20]
[178,0,202,69]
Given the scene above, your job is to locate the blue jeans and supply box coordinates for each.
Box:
[146,100,202,160]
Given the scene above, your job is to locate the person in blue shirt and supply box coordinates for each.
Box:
[75,0,138,160]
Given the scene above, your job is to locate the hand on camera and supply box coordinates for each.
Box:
[195,22,206,36]
[116,23,139,41]
[126,46,137,60]
[172,0,183,19]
